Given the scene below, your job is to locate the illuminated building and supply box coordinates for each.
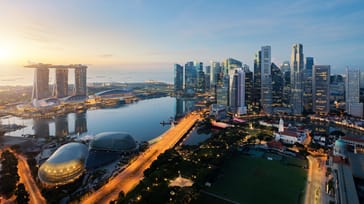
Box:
[312,65,330,115]
[346,68,362,117]
[261,46,272,114]
[38,142,88,187]
[290,43,304,115]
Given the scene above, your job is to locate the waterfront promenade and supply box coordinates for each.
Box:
[81,112,201,204]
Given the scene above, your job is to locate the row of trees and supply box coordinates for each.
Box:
[0,150,29,203]
[0,150,20,197]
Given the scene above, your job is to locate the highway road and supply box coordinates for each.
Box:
[81,113,201,204]
[9,149,47,204]
[304,155,326,204]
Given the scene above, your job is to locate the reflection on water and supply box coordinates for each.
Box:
[1,97,198,142]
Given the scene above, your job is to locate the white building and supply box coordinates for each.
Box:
[274,119,307,144]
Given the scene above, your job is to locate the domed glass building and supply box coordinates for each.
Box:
[90,132,137,152]
[38,142,88,187]
[86,132,138,170]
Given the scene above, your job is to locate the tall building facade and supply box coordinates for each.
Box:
[210,62,222,87]
[253,51,262,111]
[174,64,184,94]
[312,65,330,115]
[290,44,304,115]
[74,66,87,96]
[303,57,314,113]
[229,69,246,115]
[346,68,363,117]
[184,62,197,95]
[244,68,254,111]
[216,75,229,106]
[261,46,272,114]
[281,62,291,108]
[195,61,205,93]
[32,68,50,100]
[53,68,69,98]
[271,63,283,108]
[330,75,345,110]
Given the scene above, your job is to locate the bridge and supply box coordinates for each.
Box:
[81,112,201,204]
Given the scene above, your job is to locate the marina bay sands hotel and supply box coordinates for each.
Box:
[25,63,87,100]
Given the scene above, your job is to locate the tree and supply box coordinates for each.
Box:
[15,183,30,204]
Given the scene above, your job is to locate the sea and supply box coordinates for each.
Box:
[0,65,173,86]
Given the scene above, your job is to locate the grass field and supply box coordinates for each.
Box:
[206,155,307,204]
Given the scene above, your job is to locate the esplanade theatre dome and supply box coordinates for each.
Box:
[90,132,137,152]
[38,142,88,186]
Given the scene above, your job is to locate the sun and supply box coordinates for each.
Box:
[0,47,9,61]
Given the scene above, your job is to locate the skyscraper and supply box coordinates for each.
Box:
[210,61,222,87]
[32,68,50,100]
[244,67,254,111]
[228,69,246,115]
[261,46,272,114]
[303,57,314,113]
[290,43,304,115]
[223,58,242,75]
[253,51,262,111]
[346,68,363,117]
[205,65,211,91]
[312,65,330,115]
[53,68,68,98]
[184,62,197,95]
[281,62,291,108]
[271,63,283,108]
[174,64,184,94]
[330,75,345,110]
[74,66,87,96]
[195,61,205,93]
[216,75,229,106]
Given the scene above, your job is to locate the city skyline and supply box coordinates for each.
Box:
[0,0,363,74]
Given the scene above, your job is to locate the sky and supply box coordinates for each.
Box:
[0,0,364,74]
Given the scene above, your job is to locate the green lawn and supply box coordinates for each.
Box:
[206,155,307,204]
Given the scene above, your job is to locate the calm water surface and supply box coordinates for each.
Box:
[1,97,190,142]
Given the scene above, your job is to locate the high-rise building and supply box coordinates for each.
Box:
[230,69,246,115]
[53,68,69,98]
[281,62,291,108]
[271,63,283,108]
[303,57,314,113]
[261,46,272,114]
[205,66,211,91]
[174,64,184,94]
[330,75,345,110]
[290,43,304,115]
[253,51,262,111]
[74,66,87,96]
[223,58,243,112]
[223,58,242,75]
[195,61,205,93]
[216,75,229,106]
[184,62,197,95]
[346,68,363,117]
[32,68,50,100]
[244,67,254,111]
[312,65,330,115]
[280,61,290,73]
[210,62,222,87]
